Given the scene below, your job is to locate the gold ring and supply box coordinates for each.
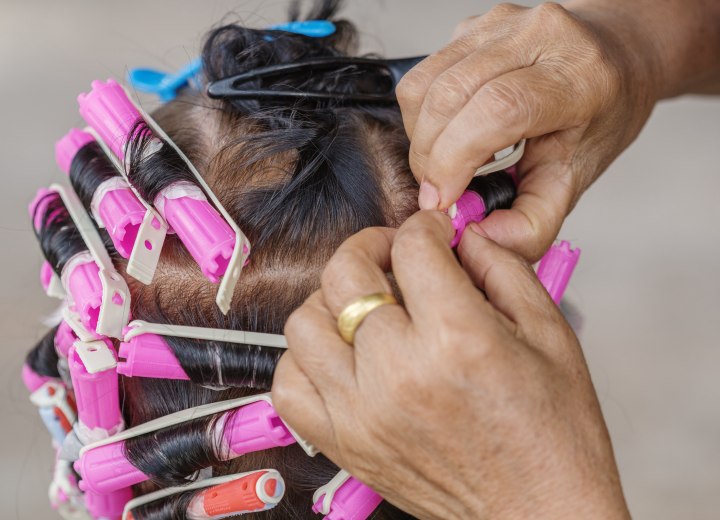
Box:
[337,292,398,344]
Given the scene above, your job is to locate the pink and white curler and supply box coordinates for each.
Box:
[54,320,78,360]
[27,378,77,446]
[85,487,133,520]
[56,128,146,258]
[78,78,237,283]
[313,473,382,520]
[448,190,487,247]
[75,400,295,495]
[29,188,104,335]
[40,260,65,299]
[537,240,581,304]
[68,340,124,444]
[117,332,188,380]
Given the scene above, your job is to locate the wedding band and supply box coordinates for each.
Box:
[337,292,398,344]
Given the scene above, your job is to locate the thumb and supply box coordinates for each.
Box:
[475,157,576,262]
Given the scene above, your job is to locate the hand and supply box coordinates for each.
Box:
[273,211,630,520]
[396,2,659,260]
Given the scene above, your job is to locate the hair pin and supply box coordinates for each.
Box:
[537,240,581,304]
[313,470,382,520]
[207,55,427,102]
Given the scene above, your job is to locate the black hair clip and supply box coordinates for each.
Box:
[206,55,427,102]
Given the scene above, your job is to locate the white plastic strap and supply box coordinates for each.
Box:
[46,271,66,300]
[153,181,206,217]
[50,184,131,339]
[84,126,168,286]
[135,93,251,314]
[59,252,95,306]
[123,319,288,348]
[121,469,281,520]
[61,306,96,343]
[313,470,352,515]
[88,176,131,227]
[474,139,526,177]
[75,340,117,374]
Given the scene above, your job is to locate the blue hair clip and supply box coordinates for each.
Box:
[128,21,335,102]
[127,57,202,102]
[267,20,336,38]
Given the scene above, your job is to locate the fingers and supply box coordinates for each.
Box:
[456,224,560,336]
[423,63,597,210]
[271,350,338,457]
[319,227,411,351]
[389,211,495,329]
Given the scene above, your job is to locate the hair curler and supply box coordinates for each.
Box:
[448,190,487,247]
[68,339,124,444]
[41,260,65,299]
[313,472,383,520]
[26,377,77,446]
[185,470,284,519]
[85,487,133,520]
[537,240,581,304]
[117,332,188,380]
[77,79,237,283]
[29,188,104,335]
[54,320,78,360]
[56,128,146,258]
[76,400,296,495]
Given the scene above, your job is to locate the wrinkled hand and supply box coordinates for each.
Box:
[396,2,658,260]
[273,211,629,520]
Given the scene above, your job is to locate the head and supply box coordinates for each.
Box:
[26,1,514,518]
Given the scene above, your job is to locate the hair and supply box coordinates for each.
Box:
[68,141,120,212]
[28,1,515,518]
[26,325,61,379]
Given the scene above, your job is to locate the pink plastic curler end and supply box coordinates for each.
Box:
[40,261,54,292]
[22,363,53,394]
[222,401,296,458]
[54,321,78,359]
[117,332,189,380]
[75,441,147,495]
[537,240,581,304]
[160,195,236,283]
[313,477,383,520]
[55,129,95,175]
[29,187,56,232]
[78,78,141,160]
[64,258,103,334]
[449,190,487,247]
[96,188,146,258]
[85,487,133,520]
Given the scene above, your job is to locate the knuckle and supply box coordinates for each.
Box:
[396,69,431,106]
[531,2,572,26]
[422,79,465,122]
[284,306,313,341]
[453,15,478,38]
[487,2,523,20]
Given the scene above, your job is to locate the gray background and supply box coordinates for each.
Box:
[2,1,719,518]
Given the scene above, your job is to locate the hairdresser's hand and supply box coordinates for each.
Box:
[396,1,659,261]
[273,211,629,520]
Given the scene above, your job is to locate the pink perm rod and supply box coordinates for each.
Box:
[537,240,581,305]
[75,400,296,495]
[116,332,188,380]
[313,474,383,520]
[85,487,133,520]
[56,128,146,258]
[29,188,104,335]
[54,320,78,360]
[68,340,124,444]
[449,190,486,248]
[77,79,236,283]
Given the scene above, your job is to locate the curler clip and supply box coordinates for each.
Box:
[313,471,383,520]
[50,184,130,338]
[537,240,581,304]
[41,260,66,299]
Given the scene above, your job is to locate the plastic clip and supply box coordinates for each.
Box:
[29,380,77,446]
[41,260,66,299]
[313,471,382,520]
[448,190,487,248]
[127,57,203,102]
[268,20,337,37]
[537,240,581,304]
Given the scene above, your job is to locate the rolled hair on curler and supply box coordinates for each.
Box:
[24,325,61,383]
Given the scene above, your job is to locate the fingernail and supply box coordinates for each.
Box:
[418,181,440,210]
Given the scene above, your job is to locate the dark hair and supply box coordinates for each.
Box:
[68,142,120,211]
[32,192,89,277]
[28,1,515,518]
[26,325,61,379]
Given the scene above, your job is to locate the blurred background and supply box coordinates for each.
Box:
[2,0,719,518]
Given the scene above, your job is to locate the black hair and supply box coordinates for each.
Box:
[468,170,517,214]
[26,326,61,379]
[68,142,120,211]
[32,192,89,277]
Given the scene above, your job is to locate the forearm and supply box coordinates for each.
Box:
[566,0,720,98]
